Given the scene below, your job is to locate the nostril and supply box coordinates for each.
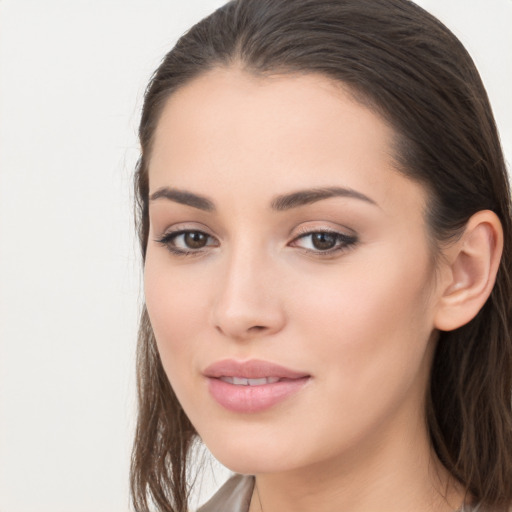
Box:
[214,323,267,339]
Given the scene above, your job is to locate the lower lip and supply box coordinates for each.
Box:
[207,377,310,413]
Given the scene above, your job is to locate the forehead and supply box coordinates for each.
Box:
[148,67,426,216]
[151,68,392,164]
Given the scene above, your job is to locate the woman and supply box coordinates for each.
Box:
[131,0,512,511]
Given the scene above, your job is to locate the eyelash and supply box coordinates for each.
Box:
[155,230,218,257]
[291,228,358,256]
[155,228,358,258]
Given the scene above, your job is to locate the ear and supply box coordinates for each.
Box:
[434,210,503,332]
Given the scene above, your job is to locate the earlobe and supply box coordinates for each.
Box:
[434,210,503,332]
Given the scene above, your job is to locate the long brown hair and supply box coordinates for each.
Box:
[131,1,512,510]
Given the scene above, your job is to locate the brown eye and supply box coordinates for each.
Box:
[156,229,219,255]
[290,230,358,255]
[311,232,337,250]
[184,231,208,249]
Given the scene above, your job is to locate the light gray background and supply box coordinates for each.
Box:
[0,1,510,511]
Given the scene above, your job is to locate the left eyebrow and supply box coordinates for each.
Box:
[271,186,378,211]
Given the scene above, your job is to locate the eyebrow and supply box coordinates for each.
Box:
[149,187,215,211]
[271,186,378,211]
[149,185,377,212]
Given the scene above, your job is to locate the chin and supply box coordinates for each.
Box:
[198,424,314,476]
[197,430,272,473]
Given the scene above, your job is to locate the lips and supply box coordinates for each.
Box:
[204,359,309,380]
[203,359,310,413]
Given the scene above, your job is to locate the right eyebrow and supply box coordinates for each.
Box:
[149,187,215,212]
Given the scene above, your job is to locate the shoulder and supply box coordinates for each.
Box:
[197,474,255,512]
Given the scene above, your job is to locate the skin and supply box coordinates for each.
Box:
[144,68,466,512]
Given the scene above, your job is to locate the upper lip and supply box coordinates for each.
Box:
[203,359,310,380]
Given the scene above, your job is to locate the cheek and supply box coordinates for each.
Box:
[293,246,435,401]
[144,251,209,372]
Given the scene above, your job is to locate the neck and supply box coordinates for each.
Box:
[249,408,464,512]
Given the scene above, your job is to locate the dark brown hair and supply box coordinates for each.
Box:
[131,1,512,510]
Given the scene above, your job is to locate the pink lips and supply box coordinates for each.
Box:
[203,359,310,413]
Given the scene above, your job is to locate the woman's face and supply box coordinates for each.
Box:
[145,68,443,475]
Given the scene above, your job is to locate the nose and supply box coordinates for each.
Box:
[211,247,287,341]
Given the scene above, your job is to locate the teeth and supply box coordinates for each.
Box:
[220,376,281,386]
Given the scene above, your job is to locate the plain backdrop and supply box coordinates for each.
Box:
[0,1,510,511]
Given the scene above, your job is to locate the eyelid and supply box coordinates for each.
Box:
[156,221,214,235]
[291,222,356,239]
